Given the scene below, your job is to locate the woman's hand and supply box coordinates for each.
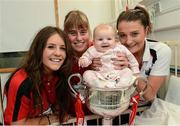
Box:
[112,52,129,70]
[90,57,102,71]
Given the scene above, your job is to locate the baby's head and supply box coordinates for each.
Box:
[93,24,117,53]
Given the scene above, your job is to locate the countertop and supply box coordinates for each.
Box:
[0,51,26,73]
[0,68,16,73]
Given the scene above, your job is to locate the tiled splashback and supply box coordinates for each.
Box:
[0,52,27,68]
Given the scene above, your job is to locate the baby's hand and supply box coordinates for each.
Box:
[78,59,87,68]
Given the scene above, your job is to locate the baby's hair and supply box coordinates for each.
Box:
[93,24,116,39]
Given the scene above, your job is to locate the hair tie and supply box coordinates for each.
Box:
[126,5,129,11]
[125,0,129,11]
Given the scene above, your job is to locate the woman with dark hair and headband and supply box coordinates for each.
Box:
[116,5,171,101]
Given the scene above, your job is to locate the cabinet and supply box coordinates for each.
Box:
[139,0,180,41]
[139,0,180,31]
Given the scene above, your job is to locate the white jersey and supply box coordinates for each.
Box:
[140,39,171,78]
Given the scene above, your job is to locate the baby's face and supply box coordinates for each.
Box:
[94,28,116,53]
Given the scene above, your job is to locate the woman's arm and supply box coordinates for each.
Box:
[140,42,171,101]
[136,75,167,101]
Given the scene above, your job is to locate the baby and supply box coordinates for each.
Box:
[79,24,139,88]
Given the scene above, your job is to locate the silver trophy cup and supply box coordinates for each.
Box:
[86,84,135,125]
[68,73,145,126]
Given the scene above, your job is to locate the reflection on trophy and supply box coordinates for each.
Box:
[85,80,136,125]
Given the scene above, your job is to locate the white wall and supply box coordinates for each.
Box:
[0,0,114,52]
[59,0,114,33]
[0,2,2,52]
[0,0,55,53]
[2,0,179,52]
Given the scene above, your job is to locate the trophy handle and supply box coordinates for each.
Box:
[68,73,82,97]
[68,73,86,103]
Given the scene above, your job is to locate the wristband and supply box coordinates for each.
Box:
[139,82,148,96]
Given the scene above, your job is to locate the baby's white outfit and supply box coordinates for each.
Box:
[79,44,139,88]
